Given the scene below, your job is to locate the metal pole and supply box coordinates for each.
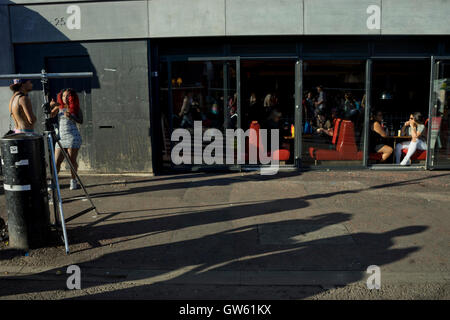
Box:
[55,139,98,216]
[47,133,70,254]
[0,72,93,80]
[363,59,372,168]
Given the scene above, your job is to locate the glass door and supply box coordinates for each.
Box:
[159,58,239,171]
[301,59,366,168]
[239,58,298,167]
[428,57,450,169]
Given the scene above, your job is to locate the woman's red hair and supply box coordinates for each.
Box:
[57,89,80,114]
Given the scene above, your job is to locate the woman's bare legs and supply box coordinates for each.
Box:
[67,148,79,180]
[54,147,65,174]
[378,145,393,162]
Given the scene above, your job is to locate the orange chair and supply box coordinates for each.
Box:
[247,121,290,162]
[309,119,362,161]
[310,120,383,162]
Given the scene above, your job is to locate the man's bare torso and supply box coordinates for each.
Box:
[9,93,34,130]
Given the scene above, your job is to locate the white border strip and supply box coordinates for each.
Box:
[3,184,31,191]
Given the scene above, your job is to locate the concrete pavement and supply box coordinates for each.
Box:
[0,170,449,299]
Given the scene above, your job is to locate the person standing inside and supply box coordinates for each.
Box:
[50,88,83,190]
[303,91,315,122]
[8,79,36,133]
[315,85,327,115]
[179,92,194,128]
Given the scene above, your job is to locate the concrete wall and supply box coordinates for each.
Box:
[9,0,149,43]
[12,41,153,173]
[225,0,303,36]
[148,0,225,37]
[4,0,450,42]
[304,0,381,35]
[383,0,450,35]
[0,5,15,135]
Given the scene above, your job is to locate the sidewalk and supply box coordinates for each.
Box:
[0,170,449,299]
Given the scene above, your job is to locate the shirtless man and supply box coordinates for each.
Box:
[8,79,36,133]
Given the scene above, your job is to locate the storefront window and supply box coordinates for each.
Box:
[429,60,450,168]
[160,60,237,168]
[369,60,430,166]
[240,60,296,165]
[302,60,366,167]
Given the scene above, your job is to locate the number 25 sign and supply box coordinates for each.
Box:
[53,5,81,30]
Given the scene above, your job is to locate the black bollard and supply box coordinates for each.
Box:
[0,133,50,250]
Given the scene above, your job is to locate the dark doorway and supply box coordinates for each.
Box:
[369,59,430,166]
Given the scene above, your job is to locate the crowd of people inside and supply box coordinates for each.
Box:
[302,85,428,164]
[174,85,428,165]
[302,85,365,147]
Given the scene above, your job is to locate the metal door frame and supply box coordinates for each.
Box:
[366,56,431,170]
[427,56,450,169]
[238,56,301,169]
[164,56,240,171]
[300,56,368,169]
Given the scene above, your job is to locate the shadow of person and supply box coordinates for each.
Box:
[68,195,313,249]
[0,207,428,300]
[70,224,427,300]
[62,171,305,204]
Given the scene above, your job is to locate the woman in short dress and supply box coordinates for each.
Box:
[369,110,393,162]
[50,88,83,190]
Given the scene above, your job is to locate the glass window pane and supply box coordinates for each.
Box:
[302,60,366,167]
[369,60,430,166]
[160,60,236,168]
[429,61,450,168]
[241,60,296,166]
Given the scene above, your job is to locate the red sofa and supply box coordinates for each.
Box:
[309,119,383,162]
[247,121,290,162]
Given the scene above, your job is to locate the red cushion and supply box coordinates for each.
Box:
[312,149,362,161]
[336,121,358,154]
[309,147,316,159]
[369,153,383,160]
[402,148,427,160]
[271,149,290,161]
[331,119,342,145]
[310,120,361,161]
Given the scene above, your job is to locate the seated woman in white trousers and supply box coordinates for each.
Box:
[395,112,427,165]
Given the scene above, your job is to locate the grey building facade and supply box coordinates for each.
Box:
[1,0,450,172]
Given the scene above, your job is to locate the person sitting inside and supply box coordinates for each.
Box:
[369,110,393,162]
[311,111,334,147]
[265,109,290,152]
[395,112,427,165]
[313,112,333,138]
